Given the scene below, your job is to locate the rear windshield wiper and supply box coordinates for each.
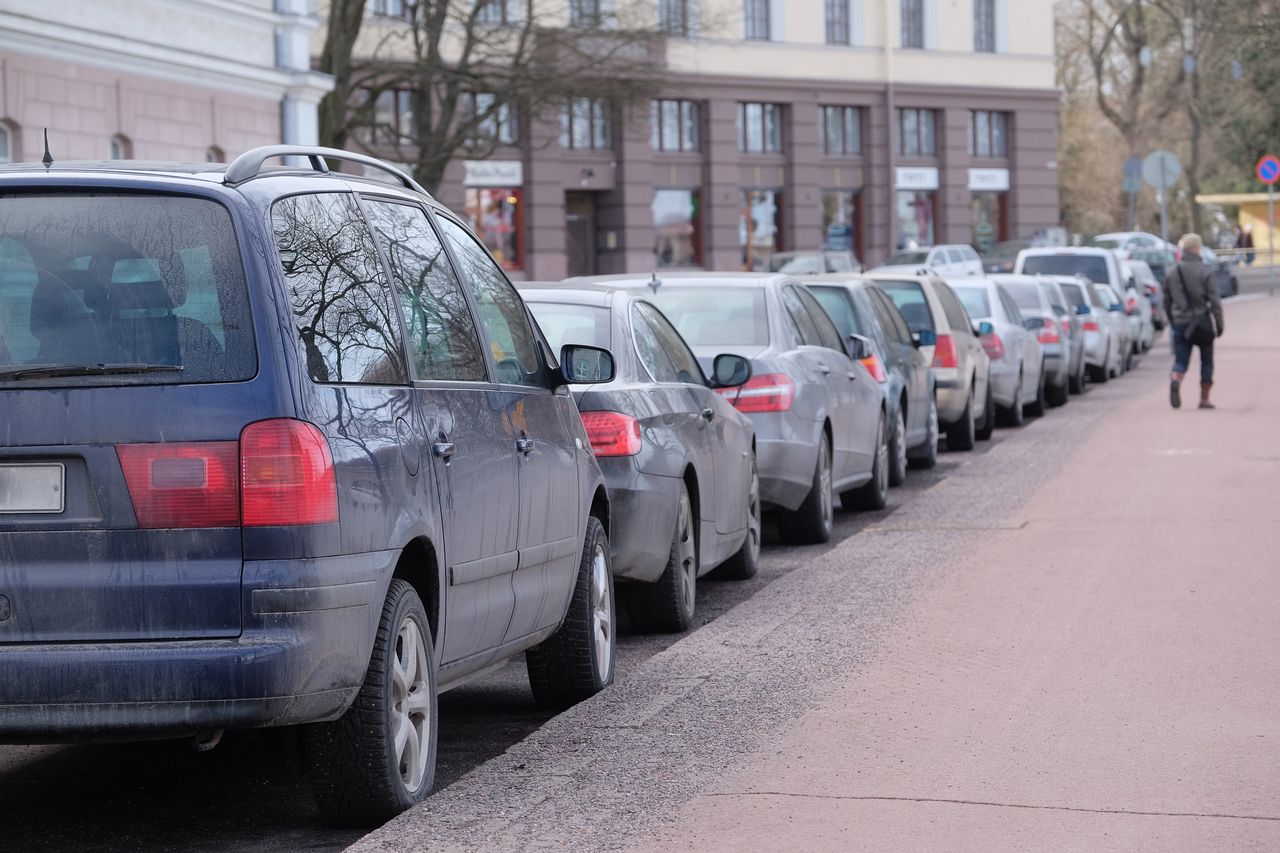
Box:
[0,363,184,381]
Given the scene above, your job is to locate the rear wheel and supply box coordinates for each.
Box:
[843,411,889,511]
[946,388,977,451]
[907,395,939,470]
[526,517,615,709]
[1069,356,1086,394]
[780,434,833,544]
[975,381,996,441]
[887,406,908,487]
[709,455,760,580]
[306,579,437,828]
[1000,370,1026,427]
[1026,363,1048,417]
[627,483,696,633]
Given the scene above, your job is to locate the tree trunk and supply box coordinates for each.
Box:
[318,0,369,150]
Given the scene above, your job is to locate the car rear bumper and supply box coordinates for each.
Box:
[0,550,395,740]
[935,378,970,423]
[757,434,818,513]
[598,458,679,583]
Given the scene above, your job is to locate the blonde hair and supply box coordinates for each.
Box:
[1178,233,1203,253]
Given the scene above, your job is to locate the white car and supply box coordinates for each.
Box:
[871,244,984,277]
[1090,231,1174,256]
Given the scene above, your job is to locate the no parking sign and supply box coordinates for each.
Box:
[1256,155,1280,185]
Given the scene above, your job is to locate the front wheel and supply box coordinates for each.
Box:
[306,579,438,828]
[843,411,889,511]
[526,517,615,709]
[975,380,996,442]
[946,388,977,451]
[887,406,908,487]
[1000,370,1026,427]
[627,483,697,633]
[780,434,833,544]
[1026,364,1048,417]
[907,395,939,470]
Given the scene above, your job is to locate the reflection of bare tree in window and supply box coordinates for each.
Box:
[272,194,407,384]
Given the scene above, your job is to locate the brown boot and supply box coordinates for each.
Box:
[1199,382,1215,409]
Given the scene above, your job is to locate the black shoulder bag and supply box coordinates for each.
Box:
[1177,265,1217,347]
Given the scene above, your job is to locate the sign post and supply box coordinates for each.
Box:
[1143,150,1182,249]
[1256,154,1280,296]
[1122,157,1142,231]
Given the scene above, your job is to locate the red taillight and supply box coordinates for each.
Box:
[240,419,338,526]
[716,372,795,413]
[932,334,958,369]
[1144,284,1157,296]
[1082,319,1100,332]
[117,442,240,528]
[860,354,888,383]
[580,411,642,457]
[1124,295,1138,314]
[1037,315,1060,345]
[981,332,1005,360]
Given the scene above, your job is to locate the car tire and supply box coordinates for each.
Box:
[526,516,615,709]
[844,411,889,511]
[948,387,977,451]
[709,455,761,581]
[306,579,438,828]
[975,380,996,441]
[627,483,697,633]
[1048,373,1070,407]
[887,405,908,487]
[1070,357,1086,394]
[1026,363,1048,417]
[907,395,939,470]
[780,433,833,544]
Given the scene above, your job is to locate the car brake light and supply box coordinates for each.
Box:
[580,411,642,457]
[1082,319,1100,332]
[860,353,888,383]
[117,442,240,528]
[932,334,958,369]
[717,372,795,413]
[1037,316,1060,345]
[981,332,1005,360]
[240,419,338,526]
[1144,284,1157,296]
[1125,295,1138,314]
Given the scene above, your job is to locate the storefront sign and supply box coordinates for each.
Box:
[967,168,1010,192]
[895,167,939,191]
[464,160,524,187]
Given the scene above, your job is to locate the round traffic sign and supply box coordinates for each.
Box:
[1256,154,1280,185]
[1142,150,1182,190]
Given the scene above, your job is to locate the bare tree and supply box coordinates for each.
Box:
[318,0,371,152]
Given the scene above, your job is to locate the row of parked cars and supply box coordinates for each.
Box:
[0,148,1159,831]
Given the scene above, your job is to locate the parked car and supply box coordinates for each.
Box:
[1091,281,1134,376]
[767,250,861,275]
[0,147,621,827]
[983,239,1032,274]
[1121,274,1155,354]
[1124,258,1166,329]
[572,272,890,544]
[1058,275,1120,384]
[1200,246,1240,298]
[519,284,758,632]
[1089,231,1171,256]
[871,244,984,277]
[875,273,993,449]
[1129,247,1176,287]
[804,276,939,476]
[950,280,1047,425]
[991,274,1076,406]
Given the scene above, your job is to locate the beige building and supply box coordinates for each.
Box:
[334,0,1060,277]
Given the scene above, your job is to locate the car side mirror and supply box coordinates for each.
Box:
[911,329,937,348]
[559,344,615,385]
[1076,304,1091,315]
[1109,303,1124,313]
[710,353,752,389]
[847,334,874,361]
[974,320,995,336]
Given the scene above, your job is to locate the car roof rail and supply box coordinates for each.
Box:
[223,145,431,196]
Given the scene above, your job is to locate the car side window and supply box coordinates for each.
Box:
[363,199,487,383]
[630,304,679,383]
[875,287,914,345]
[637,302,705,385]
[935,283,974,334]
[272,192,408,385]
[436,216,545,388]
[795,287,848,354]
[868,288,904,346]
[998,288,1021,323]
[781,285,822,346]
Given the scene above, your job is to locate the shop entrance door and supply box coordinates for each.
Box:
[565,192,598,277]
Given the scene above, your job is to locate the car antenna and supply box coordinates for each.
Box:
[648,271,660,293]
[41,129,53,168]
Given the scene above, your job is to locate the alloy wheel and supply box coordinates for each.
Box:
[391,615,433,795]
[675,490,697,619]
[744,463,761,563]
[590,543,613,682]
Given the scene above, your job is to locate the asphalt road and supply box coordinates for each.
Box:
[0,347,1155,853]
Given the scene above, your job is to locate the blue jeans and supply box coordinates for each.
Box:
[1172,323,1214,384]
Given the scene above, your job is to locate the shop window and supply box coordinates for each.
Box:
[651,100,701,152]
[465,187,524,271]
[561,98,612,150]
[969,110,1008,157]
[738,102,783,153]
[971,192,1008,256]
[896,190,935,249]
[821,191,862,260]
[741,189,783,271]
[897,108,936,157]
[820,106,862,156]
[653,189,702,268]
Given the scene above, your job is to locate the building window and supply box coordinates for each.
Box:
[464,93,518,146]
[475,0,510,25]
[109,134,131,160]
[971,191,1008,256]
[743,0,770,40]
[820,106,862,156]
[653,189,702,267]
[570,0,602,27]
[969,110,1007,157]
[896,190,936,248]
[561,98,612,150]
[825,0,849,44]
[659,0,692,36]
[651,100,700,152]
[0,125,12,165]
[466,188,523,271]
[205,145,225,163]
[362,89,415,144]
[821,191,861,260]
[372,0,410,18]
[974,0,996,51]
[902,0,924,48]
[741,189,783,270]
[897,108,936,157]
[738,102,783,153]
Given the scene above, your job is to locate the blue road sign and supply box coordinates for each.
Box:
[1256,155,1280,185]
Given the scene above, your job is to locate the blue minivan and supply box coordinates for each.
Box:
[0,147,617,825]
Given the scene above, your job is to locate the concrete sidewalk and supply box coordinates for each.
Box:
[634,301,1280,851]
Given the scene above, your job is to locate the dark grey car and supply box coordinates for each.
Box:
[804,276,939,478]
[520,285,758,632]
[572,273,890,546]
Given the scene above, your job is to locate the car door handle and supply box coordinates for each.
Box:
[847,371,858,380]
[516,435,535,455]
[701,407,715,421]
[432,441,456,459]
[816,362,831,374]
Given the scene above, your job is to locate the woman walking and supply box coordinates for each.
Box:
[1164,233,1225,409]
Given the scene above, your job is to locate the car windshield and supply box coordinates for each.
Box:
[526,302,611,353]
[1090,238,1122,250]
[1001,282,1042,311]
[646,286,770,347]
[1020,254,1110,285]
[769,255,822,275]
[877,281,934,332]
[0,193,255,384]
[952,286,992,319]
[987,241,1029,259]
[886,251,929,265]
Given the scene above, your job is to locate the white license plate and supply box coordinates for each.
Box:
[0,463,65,514]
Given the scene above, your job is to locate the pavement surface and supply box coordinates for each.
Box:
[349,293,1279,852]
